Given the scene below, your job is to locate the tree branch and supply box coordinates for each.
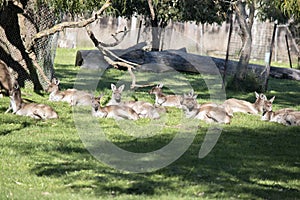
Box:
[98,27,129,47]
[147,0,156,20]
[248,0,255,30]
[26,0,112,51]
[86,28,153,89]
[86,27,139,67]
[22,0,112,88]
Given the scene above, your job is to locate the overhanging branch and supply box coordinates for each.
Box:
[99,27,130,47]
[23,0,112,88]
[86,28,153,89]
[86,27,139,67]
[26,0,112,51]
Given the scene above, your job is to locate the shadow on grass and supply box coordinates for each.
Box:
[30,121,300,199]
[0,116,33,136]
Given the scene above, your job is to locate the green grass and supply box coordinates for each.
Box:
[250,59,300,69]
[0,48,299,199]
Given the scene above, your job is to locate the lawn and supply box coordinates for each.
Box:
[0,48,299,200]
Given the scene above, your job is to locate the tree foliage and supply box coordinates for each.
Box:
[112,0,230,26]
[275,0,300,20]
[35,0,107,16]
[180,0,229,24]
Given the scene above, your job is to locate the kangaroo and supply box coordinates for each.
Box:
[46,78,92,106]
[223,92,267,115]
[71,90,93,106]
[9,82,58,119]
[149,83,182,108]
[107,83,125,106]
[92,95,139,120]
[261,96,298,126]
[181,91,232,124]
[0,60,14,97]
[284,112,300,126]
[108,83,161,119]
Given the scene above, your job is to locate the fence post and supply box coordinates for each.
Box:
[263,22,277,92]
[274,24,278,62]
[285,34,293,68]
[222,12,233,89]
[136,19,142,44]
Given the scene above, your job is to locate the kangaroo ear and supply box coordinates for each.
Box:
[188,89,194,96]
[180,95,184,104]
[193,94,198,99]
[158,83,163,88]
[269,96,275,103]
[13,82,19,89]
[119,84,125,92]
[111,83,116,91]
[255,91,259,98]
[52,78,60,85]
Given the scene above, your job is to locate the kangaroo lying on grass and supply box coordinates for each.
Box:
[284,112,300,126]
[92,94,139,120]
[9,82,58,119]
[181,91,233,124]
[108,83,161,119]
[0,60,14,98]
[261,96,299,126]
[223,92,267,115]
[46,78,93,106]
[149,83,182,108]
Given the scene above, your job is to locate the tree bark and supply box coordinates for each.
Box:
[0,1,43,90]
[233,0,255,84]
[151,18,160,51]
[236,37,252,80]
[147,0,160,51]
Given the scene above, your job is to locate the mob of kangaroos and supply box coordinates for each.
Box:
[0,58,299,125]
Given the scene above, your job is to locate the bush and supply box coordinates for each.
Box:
[225,72,263,92]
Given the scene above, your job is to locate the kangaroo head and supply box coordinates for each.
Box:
[254,92,268,112]
[111,83,124,103]
[91,94,103,111]
[263,96,275,113]
[181,92,198,111]
[9,81,21,101]
[46,78,60,93]
[149,83,163,95]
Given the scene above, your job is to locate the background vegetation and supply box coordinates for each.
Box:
[0,48,299,199]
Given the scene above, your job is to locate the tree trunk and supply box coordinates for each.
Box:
[0,1,59,91]
[0,1,43,90]
[151,17,160,51]
[236,35,252,80]
[232,0,255,90]
[147,0,160,51]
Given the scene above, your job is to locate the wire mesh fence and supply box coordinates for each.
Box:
[27,3,59,88]
[57,16,299,69]
[0,2,59,89]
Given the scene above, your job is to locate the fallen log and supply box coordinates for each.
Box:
[75,47,300,81]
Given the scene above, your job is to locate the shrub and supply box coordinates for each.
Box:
[225,72,263,92]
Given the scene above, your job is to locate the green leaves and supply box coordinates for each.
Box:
[35,0,107,15]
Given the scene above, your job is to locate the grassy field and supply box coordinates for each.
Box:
[0,48,299,200]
